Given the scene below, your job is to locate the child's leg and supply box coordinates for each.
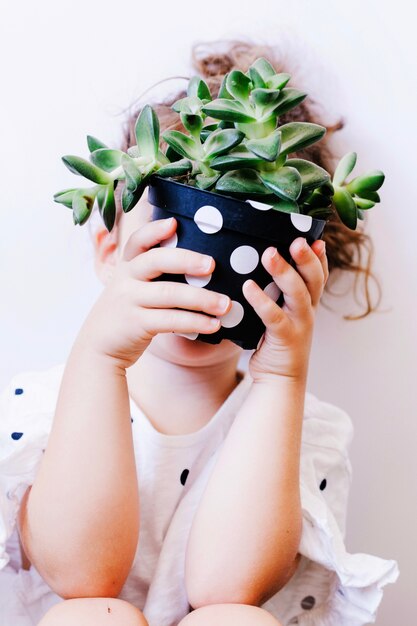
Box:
[37,598,149,626]
[178,604,283,626]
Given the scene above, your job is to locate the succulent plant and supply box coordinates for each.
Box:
[54,57,385,233]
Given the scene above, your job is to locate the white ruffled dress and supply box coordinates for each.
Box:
[0,362,399,626]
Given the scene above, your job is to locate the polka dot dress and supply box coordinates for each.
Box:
[0,363,399,625]
[149,177,326,349]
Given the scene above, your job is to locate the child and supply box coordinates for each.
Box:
[0,41,399,626]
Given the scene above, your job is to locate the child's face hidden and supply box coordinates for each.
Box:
[94,189,243,370]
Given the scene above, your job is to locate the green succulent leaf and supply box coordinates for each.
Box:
[121,153,142,192]
[333,186,358,229]
[87,135,108,153]
[218,73,233,99]
[303,189,332,208]
[356,189,380,202]
[203,128,245,160]
[121,177,148,213]
[90,148,124,172]
[260,166,302,201]
[162,130,202,160]
[201,99,257,123]
[248,66,266,89]
[165,145,183,162]
[249,57,276,82]
[279,122,326,156]
[210,146,265,171]
[96,185,106,212]
[127,146,140,158]
[135,104,160,160]
[156,159,192,177]
[216,168,270,196]
[353,197,375,210]
[195,173,221,190]
[251,88,282,109]
[187,76,212,101]
[172,95,204,115]
[99,183,116,232]
[53,188,80,208]
[180,112,203,137]
[319,180,335,196]
[273,88,307,117]
[226,70,252,103]
[304,206,333,219]
[286,158,330,191]
[357,209,365,220]
[270,197,300,213]
[62,155,112,184]
[246,129,281,162]
[72,189,94,225]
[346,170,385,194]
[333,152,357,186]
[157,149,170,165]
[200,123,220,142]
[266,73,291,90]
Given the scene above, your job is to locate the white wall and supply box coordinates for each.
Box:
[1,1,414,623]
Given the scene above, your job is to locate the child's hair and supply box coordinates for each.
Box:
[89,39,383,321]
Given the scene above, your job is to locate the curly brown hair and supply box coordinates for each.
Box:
[91,39,382,320]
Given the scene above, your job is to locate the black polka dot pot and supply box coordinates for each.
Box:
[148,176,326,350]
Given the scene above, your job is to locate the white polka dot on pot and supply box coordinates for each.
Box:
[263,281,281,302]
[230,245,259,274]
[246,199,273,211]
[290,213,313,232]
[185,273,212,288]
[194,205,223,234]
[160,232,178,248]
[218,300,244,328]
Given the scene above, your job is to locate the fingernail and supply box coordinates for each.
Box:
[320,241,326,254]
[269,247,278,259]
[218,295,230,312]
[201,255,213,270]
[166,217,174,226]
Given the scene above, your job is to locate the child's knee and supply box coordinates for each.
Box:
[178,603,283,626]
[37,597,149,626]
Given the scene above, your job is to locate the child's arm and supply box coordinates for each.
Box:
[18,217,228,599]
[185,237,328,609]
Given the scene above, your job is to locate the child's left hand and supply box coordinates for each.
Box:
[242,237,328,384]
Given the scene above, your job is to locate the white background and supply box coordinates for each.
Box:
[1,1,415,623]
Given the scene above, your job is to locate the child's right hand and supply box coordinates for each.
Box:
[78,217,231,370]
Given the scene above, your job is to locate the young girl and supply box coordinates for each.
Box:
[0,41,399,626]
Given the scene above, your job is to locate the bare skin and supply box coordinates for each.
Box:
[18,186,328,622]
[38,598,284,626]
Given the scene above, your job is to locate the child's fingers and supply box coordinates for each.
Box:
[311,239,329,284]
[129,247,215,281]
[242,279,290,332]
[288,238,326,308]
[261,247,312,318]
[134,281,231,317]
[121,217,177,262]
[139,307,221,336]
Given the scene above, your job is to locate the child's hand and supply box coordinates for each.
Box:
[78,218,231,370]
[242,237,329,384]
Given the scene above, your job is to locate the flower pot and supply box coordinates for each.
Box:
[147,175,326,350]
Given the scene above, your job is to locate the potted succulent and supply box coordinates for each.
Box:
[54,56,385,349]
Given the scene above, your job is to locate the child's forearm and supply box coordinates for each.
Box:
[185,377,305,609]
[19,333,139,599]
